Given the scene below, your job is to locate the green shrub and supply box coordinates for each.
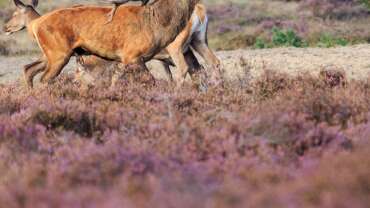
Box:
[254,37,270,49]
[254,28,307,49]
[317,34,349,48]
[271,28,306,47]
[360,0,370,10]
[254,28,351,49]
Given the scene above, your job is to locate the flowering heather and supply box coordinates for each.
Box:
[299,0,362,19]
[0,70,369,207]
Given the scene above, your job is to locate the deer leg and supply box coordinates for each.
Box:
[40,53,71,84]
[191,21,220,69]
[137,61,156,87]
[184,49,203,75]
[153,53,174,66]
[191,40,220,69]
[166,47,190,89]
[184,50,207,91]
[24,59,42,70]
[191,40,222,85]
[74,55,96,86]
[23,56,47,89]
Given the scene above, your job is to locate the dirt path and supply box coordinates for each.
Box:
[218,44,370,81]
[1,44,370,85]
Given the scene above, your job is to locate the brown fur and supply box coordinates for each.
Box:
[7,0,199,88]
[80,3,221,88]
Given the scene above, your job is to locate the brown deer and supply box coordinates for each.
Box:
[3,0,175,86]
[3,0,199,88]
[82,1,221,88]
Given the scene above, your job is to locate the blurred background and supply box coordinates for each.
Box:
[2,0,370,55]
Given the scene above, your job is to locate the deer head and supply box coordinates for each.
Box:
[3,0,39,35]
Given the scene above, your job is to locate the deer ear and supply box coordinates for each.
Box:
[14,0,26,8]
[31,0,38,8]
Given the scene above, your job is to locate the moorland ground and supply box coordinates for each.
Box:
[0,0,370,207]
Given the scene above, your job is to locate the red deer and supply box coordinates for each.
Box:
[3,0,200,88]
[3,0,174,87]
[79,1,221,88]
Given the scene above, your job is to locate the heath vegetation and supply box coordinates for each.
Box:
[0,68,369,207]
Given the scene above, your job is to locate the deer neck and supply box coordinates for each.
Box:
[26,9,41,27]
[145,0,198,48]
[25,9,41,38]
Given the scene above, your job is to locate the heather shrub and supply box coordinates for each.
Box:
[0,96,20,115]
[207,3,246,23]
[319,67,347,87]
[31,110,101,137]
[0,68,369,207]
[250,70,293,99]
[299,0,356,19]
[0,120,43,156]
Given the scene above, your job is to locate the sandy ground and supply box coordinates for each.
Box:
[217,44,370,81]
[1,44,370,85]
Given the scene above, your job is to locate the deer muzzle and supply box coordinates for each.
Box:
[3,25,12,35]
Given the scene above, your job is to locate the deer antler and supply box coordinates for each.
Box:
[31,0,38,8]
[13,0,26,8]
